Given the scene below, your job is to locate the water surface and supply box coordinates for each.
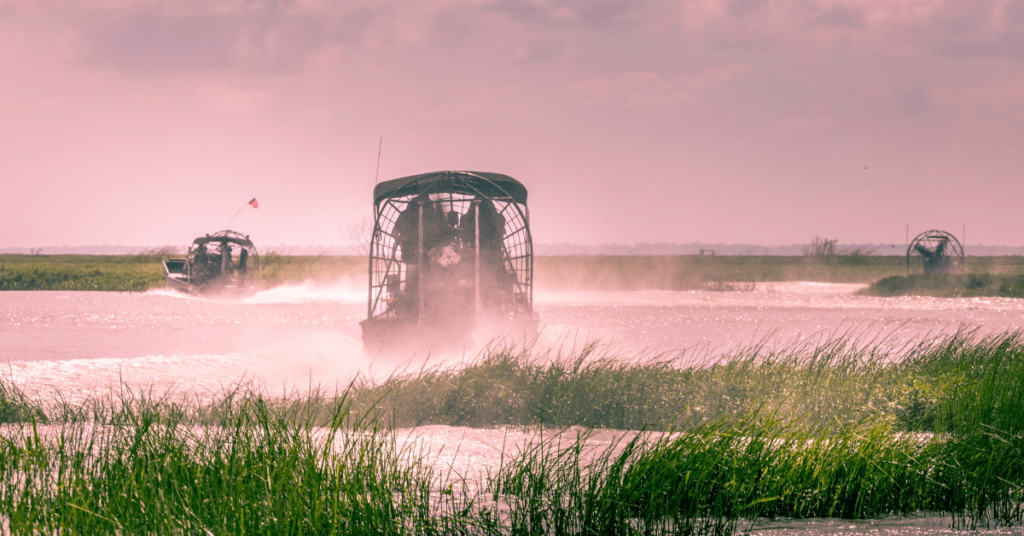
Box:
[3,281,1023,400]
[3,282,1023,534]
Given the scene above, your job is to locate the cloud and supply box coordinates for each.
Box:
[937,78,1024,113]
[815,4,865,29]
[509,39,564,63]
[33,0,1024,78]
[420,82,531,119]
[670,0,1024,60]
[62,1,384,74]
[726,0,769,19]
[891,83,936,118]
[193,80,272,114]
[559,65,756,109]
[78,12,242,72]
[484,0,671,30]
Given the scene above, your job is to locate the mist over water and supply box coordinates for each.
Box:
[3,281,1023,402]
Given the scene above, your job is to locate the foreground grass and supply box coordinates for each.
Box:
[3,332,1024,533]
[862,273,1024,298]
[1,388,443,534]
[348,331,1024,433]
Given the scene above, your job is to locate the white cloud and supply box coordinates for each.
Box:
[936,78,1024,113]
[559,65,755,108]
[193,80,271,115]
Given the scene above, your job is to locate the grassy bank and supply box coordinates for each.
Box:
[5,253,1024,293]
[0,254,365,292]
[3,332,1024,533]
[536,254,1024,290]
[0,254,167,291]
[258,253,365,288]
[535,254,910,290]
[862,273,1024,298]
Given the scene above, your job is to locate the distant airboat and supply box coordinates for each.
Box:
[360,171,538,350]
[907,230,964,275]
[163,230,260,297]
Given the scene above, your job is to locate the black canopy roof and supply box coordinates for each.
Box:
[191,230,255,248]
[373,171,528,206]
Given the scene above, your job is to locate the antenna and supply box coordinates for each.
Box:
[226,198,258,229]
[373,135,383,186]
[369,136,384,252]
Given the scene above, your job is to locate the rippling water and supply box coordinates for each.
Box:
[3,282,1024,534]
[4,281,1023,399]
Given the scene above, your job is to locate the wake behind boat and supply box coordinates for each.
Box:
[163,230,260,297]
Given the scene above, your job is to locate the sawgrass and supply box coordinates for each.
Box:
[0,254,167,291]
[0,386,443,535]
[861,273,1024,298]
[490,411,1024,534]
[347,331,1024,433]
[258,254,365,288]
[0,254,365,292]
[3,331,1024,533]
[5,253,1024,293]
[0,372,46,424]
[533,255,909,290]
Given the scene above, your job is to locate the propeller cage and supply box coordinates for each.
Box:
[906,230,964,275]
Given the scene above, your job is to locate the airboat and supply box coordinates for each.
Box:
[163,230,260,297]
[360,171,537,350]
[907,230,964,275]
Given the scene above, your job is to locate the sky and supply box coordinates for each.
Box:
[2,0,1024,249]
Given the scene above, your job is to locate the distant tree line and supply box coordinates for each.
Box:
[803,237,874,257]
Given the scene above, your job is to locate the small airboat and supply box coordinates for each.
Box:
[163,230,260,297]
[360,171,537,349]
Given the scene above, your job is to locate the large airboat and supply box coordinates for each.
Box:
[360,171,537,349]
[163,230,260,297]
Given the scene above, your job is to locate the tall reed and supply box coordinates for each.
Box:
[0,385,444,535]
[4,331,1024,533]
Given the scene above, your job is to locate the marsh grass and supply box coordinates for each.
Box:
[6,254,1024,293]
[0,254,366,292]
[347,331,1024,433]
[861,273,1024,298]
[488,412,1024,534]
[259,254,365,288]
[533,255,911,291]
[0,372,46,424]
[0,384,447,535]
[0,254,167,291]
[3,331,1024,533]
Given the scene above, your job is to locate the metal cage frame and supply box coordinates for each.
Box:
[906,229,964,275]
[364,171,534,332]
[186,230,260,283]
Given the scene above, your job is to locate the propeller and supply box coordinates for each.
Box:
[913,236,949,259]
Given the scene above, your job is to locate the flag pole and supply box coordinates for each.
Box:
[226,198,258,229]
[373,135,383,186]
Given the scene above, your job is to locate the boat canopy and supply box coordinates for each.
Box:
[191,232,255,248]
[373,171,528,206]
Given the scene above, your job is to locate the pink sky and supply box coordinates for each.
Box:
[2,0,1024,248]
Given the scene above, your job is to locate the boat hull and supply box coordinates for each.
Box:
[163,259,257,299]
